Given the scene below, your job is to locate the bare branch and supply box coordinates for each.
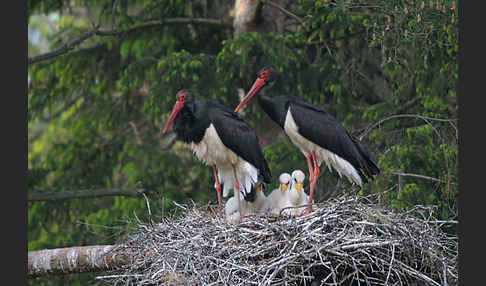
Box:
[28,27,99,65]
[28,245,133,278]
[359,114,457,141]
[28,188,145,201]
[95,18,230,36]
[389,171,457,185]
[262,0,305,27]
[28,18,231,65]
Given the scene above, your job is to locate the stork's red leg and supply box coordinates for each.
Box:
[232,164,242,222]
[302,154,315,216]
[306,154,314,183]
[302,151,320,216]
[212,164,223,218]
[312,151,320,180]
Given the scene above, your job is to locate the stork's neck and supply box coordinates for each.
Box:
[288,187,302,205]
[173,100,210,143]
[258,94,287,128]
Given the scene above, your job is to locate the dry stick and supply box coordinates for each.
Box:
[100,195,457,285]
[142,192,154,227]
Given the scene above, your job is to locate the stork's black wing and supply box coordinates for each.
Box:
[207,100,272,183]
[288,99,379,182]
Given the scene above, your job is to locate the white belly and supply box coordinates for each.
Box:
[283,109,362,186]
[192,124,258,197]
[190,124,240,166]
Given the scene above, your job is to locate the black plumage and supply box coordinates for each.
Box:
[282,97,379,183]
[238,67,379,185]
[234,66,380,215]
[173,98,271,183]
[164,90,272,219]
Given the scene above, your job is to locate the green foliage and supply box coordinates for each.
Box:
[28,1,457,283]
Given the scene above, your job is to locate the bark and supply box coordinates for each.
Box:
[232,0,294,37]
[28,245,133,279]
[233,0,262,36]
[28,188,145,201]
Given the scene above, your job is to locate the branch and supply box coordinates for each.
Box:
[28,28,99,65]
[307,29,368,46]
[358,114,458,141]
[28,18,230,65]
[388,171,457,185]
[262,0,305,27]
[28,245,134,278]
[95,18,230,36]
[28,188,145,201]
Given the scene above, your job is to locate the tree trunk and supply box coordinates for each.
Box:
[28,245,133,278]
[233,0,261,36]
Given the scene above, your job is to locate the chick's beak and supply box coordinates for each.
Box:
[295,182,303,191]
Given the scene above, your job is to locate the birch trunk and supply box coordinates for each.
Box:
[28,245,132,279]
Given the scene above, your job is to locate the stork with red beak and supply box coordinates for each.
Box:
[234,67,380,216]
[163,90,272,220]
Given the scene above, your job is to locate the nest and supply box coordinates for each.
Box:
[102,195,457,285]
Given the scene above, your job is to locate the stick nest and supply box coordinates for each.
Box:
[105,195,457,285]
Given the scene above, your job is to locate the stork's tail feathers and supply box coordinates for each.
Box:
[218,161,260,198]
[351,136,380,184]
[242,177,266,203]
[260,159,272,184]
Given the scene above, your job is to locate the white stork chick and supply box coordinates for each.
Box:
[264,173,292,215]
[281,170,309,216]
[225,192,243,224]
[225,182,267,224]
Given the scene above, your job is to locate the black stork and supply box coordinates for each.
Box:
[234,66,380,216]
[162,89,272,220]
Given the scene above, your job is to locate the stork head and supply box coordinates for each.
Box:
[291,170,305,192]
[255,183,265,193]
[278,172,291,192]
[162,89,189,134]
[234,66,277,112]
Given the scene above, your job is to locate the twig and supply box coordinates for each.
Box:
[142,192,154,227]
[359,114,457,141]
[95,274,143,280]
[28,188,144,201]
[28,18,230,65]
[101,195,457,285]
[388,171,457,185]
[28,27,100,65]
[262,0,305,27]
[95,18,229,36]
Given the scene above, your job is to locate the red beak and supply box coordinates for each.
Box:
[162,100,184,134]
[234,78,265,113]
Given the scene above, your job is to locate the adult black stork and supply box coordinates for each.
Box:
[234,66,380,216]
[162,89,272,220]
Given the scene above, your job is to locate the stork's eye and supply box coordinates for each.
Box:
[258,68,269,81]
[178,93,186,101]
